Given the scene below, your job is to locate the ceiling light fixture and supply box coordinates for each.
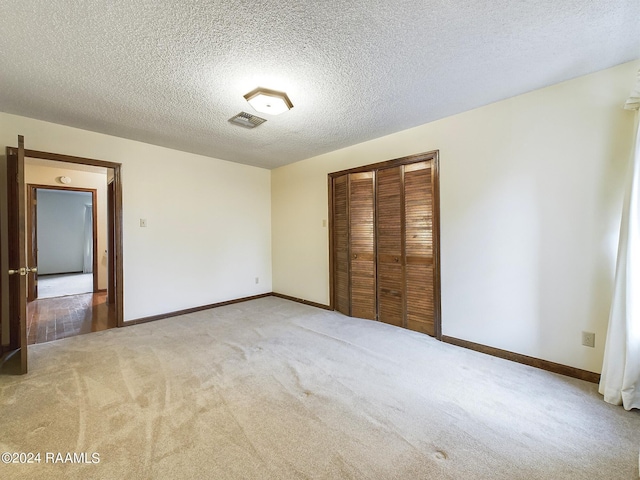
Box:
[243,87,293,115]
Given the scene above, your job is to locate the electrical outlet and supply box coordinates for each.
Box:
[139,218,147,227]
[581,331,595,348]
[255,277,259,284]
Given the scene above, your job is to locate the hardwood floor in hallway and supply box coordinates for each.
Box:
[27,292,117,345]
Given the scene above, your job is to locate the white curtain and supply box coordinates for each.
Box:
[599,70,640,410]
[83,204,93,274]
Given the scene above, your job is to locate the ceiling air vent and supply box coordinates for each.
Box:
[229,111,267,129]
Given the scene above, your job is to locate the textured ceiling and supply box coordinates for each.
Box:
[1,1,639,169]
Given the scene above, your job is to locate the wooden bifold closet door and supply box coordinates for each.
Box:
[349,172,376,320]
[376,166,403,327]
[402,161,436,335]
[333,172,376,320]
[330,152,440,338]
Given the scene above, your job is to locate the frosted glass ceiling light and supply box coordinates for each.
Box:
[243,87,293,115]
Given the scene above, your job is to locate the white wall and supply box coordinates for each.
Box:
[271,60,640,374]
[25,164,108,288]
[36,189,92,275]
[0,113,272,322]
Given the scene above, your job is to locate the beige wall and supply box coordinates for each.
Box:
[25,163,108,289]
[271,60,640,373]
[0,113,272,322]
[2,60,637,372]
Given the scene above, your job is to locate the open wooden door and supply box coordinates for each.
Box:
[5,135,32,374]
[27,185,38,301]
[107,179,116,304]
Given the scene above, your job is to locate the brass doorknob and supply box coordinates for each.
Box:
[7,266,36,275]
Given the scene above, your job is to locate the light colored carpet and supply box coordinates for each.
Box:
[37,273,93,299]
[0,297,638,479]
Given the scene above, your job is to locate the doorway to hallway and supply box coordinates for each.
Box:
[23,159,118,345]
[26,292,115,345]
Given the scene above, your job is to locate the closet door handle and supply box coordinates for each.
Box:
[353,254,358,259]
[394,257,399,263]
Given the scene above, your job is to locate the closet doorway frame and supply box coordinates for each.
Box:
[327,150,442,338]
